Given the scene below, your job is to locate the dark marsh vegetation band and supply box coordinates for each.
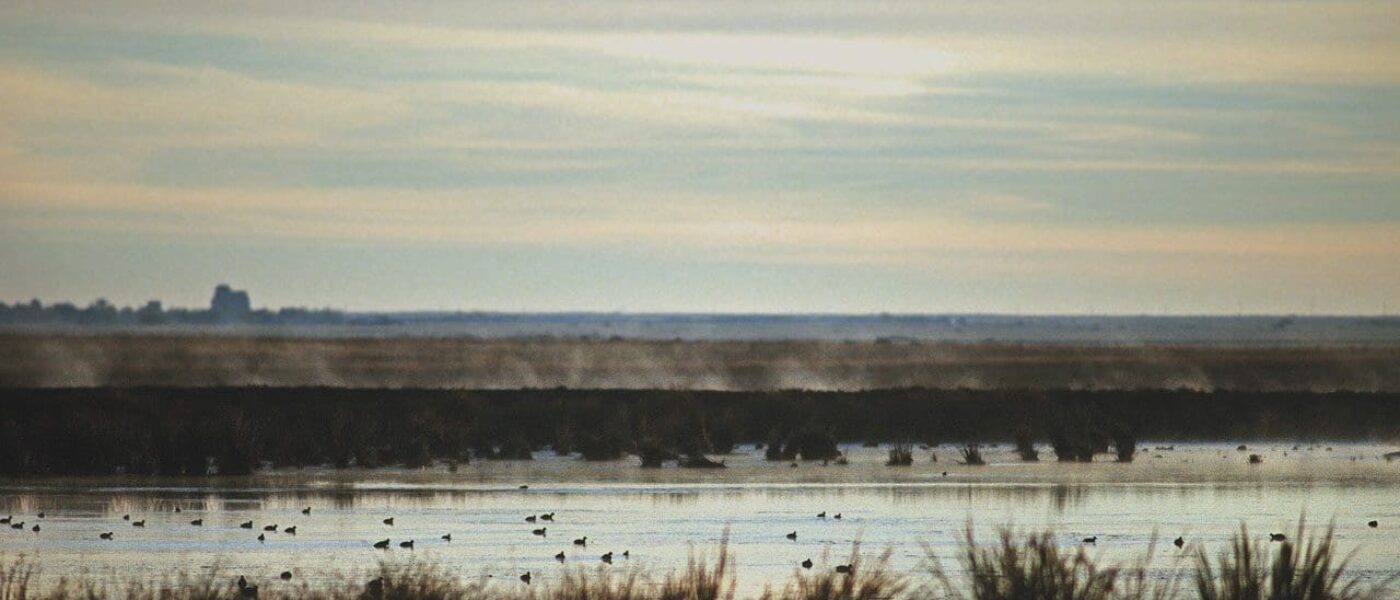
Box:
[1,387,1398,476]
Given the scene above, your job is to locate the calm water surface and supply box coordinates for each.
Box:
[2,443,1397,593]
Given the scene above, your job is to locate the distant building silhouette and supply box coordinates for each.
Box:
[210,284,252,322]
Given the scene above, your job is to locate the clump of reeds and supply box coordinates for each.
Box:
[925,527,1169,600]
[1014,430,1039,462]
[959,444,986,466]
[766,544,904,600]
[1195,521,1388,600]
[886,442,913,467]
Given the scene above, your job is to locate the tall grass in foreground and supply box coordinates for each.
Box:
[0,524,1388,600]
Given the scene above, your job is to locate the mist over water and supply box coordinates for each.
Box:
[4,333,1398,391]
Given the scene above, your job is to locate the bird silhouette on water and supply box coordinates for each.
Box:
[1270,533,1287,542]
[1082,536,1097,544]
[520,572,532,584]
[786,531,797,540]
[533,527,547,536]
[1369,520,1379,528]
[240,521,254,529]
[573,536,587,546]
[526,515,537,523]
[601,552,613,564]
[555,551,566,561]
[302,507,311,515]
[132,520,145,528]
[257,533,266,542]
[383,517,394,526]
[122,514,130,521]
[9,522,23,530]
[373,539,391,549]
[801,559,813,569]
[190,519,203,526]
[0,516,9,524]
[817,512,826,519]
[540,513,555,521]
[31,524,40,533]
[442,533,452,541]
[264,524,277,532]
[1174,536,1185,548]
[835,565,852,574]
[280,571,292,581]
[100,532,114,540]
[36,512,44,519]
[834,513,842,520]
[284,526,296,535]
[399,540,414,549]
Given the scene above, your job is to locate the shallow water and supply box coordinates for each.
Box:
[2,443,1398,593]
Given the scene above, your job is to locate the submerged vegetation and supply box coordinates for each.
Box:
[0,522,1386,600]
[1,387,1398,476]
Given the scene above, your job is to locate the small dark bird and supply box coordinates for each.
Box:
[941,471,948,477]
[533,527,547,536]
[573,536,587,546]
[786,531,797,540]
[373,539,390,549]
[302,507,311,515]
[519,485,529,490]
[1270,533,1287,542]
[601,552,613,564]
[801,558,813,569]
[1368,520,1379,528]
[441,533,452,541]
[399,540,414,549]
[555,551,566,562]
[190,519,203,526]
[520,571,532,584]
[383,518,394,526]
[526,515,537,523]
[1083,536,1097,544]
[0,516,9,524]
[240,521,254,529]
[834,513,842,520]
[100,532,114,540]
[122,514,130,521]
[623,550,629,558]
[284,526,296,535]
[540,513,555,521]
[264,524,277,532]
[257,533,265,542]
[280,571,292,581]
[32,524,40,532]
[835,565,852,574]
[1174,536,1185,548]
[132,520,145,527]
[817,512,826,519]
[36,512,44,519]
[10,522,23,530]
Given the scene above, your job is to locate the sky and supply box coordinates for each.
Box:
[1,1,1398,314]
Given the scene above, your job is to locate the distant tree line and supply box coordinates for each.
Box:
[0,387,1395,476]
[0,298,349,326]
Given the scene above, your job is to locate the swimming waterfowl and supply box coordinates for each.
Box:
[556,551,566,561]
[817,512,826,519]
[302,507,311,515]
[190,519,203,526]
[31,524,39,532]
[801,558,813,569]
[540,513,555,521]
[373,539,390,549]
[399,540,414,549]
[833,513,842,520]
[573,536,587,546]
[442,533,452,541]
[258,533,265,542]
[284,526,296,535]
[1174,536,1185,548]
[1082,536,1097,544]
[533,527,547,536]
[240,521,254,529]
[786,531,797,540]
[623,550,629,558]
[9,522,22,529]
[131,520,145,527]
[383,518,394,526]
[36,512,44,519]
[0,516,9,524]
[526,515,537,523]
[280,571,292,581]
[519,485,529,490]
[601,552,613,563]
[264,524,277,531]
[1270,533,1287,542]
[520,571,532,584]
[1369,520,1379,528]
[123,514,130,521]
[835,565,852,574]
[100,532,114,540]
